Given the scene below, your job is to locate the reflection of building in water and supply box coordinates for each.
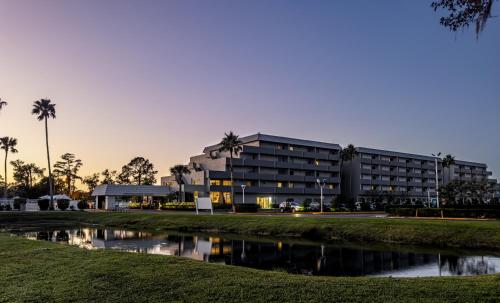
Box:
[17,229,500,277]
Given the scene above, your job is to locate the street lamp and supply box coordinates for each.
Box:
[241,184,246,204]
[316,178,327,213]
[431,152,441,208]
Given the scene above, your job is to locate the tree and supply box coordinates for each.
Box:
[341,144,358,201]
[32,99,56,208]
[432,0,495,36]
[82,173,100,193]
[169,165,191,202]
[53,153,83,197]
[101,169,118,184]
[442,154,456,183]
[11,160,45,189]
[0,137,18,198]
[119,157,157,185]
[218,131,242,211]
[0,98,7,111]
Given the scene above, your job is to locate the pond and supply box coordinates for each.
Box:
[10,227,500,278]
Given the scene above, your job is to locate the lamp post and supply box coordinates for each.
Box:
[316,178,326,213]
[431,152,441,208]
[241,184,246,204]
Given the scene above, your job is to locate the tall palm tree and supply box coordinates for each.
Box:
[0,137,18,198]
[0,98,7,111]
[442,154,456,184]
[32,99,56,208]
[169,165,191,202]
[218,131,242,211]
[341,144,358,200]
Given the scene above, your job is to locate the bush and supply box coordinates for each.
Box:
[234,203,260,213]
[38,199,50,211]
[159,202,196,210]
[13,198,27,210]
[57,199,70,211]
[77,201,86,210]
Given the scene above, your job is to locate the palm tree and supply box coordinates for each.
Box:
[0,137,18,198]
[442,154,456,184]
[169,165,191,202]
[32,99,56,208]
[341,144,358,200]
[218,131,242,211]
[0,98,7,111]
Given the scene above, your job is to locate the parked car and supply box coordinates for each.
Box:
[279,201,303,212]
[309,201,320,211]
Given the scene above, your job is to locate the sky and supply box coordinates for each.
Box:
[0,0,499,184]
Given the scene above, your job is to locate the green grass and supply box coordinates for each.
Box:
[2,211,500,249]
[1,233,500,303]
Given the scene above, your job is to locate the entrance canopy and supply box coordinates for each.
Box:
[92,184,173,197]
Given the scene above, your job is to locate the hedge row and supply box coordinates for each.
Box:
[387,208,500,219]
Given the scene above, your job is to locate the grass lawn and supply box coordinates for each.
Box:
[2,211,500,249]
[1,233,500,303]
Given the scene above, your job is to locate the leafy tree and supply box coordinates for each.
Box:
[442,154,456,183]
[432,0,495,36]
[169,165,191,202]
[0,137,18,198]
[0,98,7,111]
[119,157,157,185]
[11,160,45,189]
[32,98,56,208]
[53,153,83,197]
[218,131,242,211]
[101,169,118,184]
[82,173,100,194]
[341,144,358,200]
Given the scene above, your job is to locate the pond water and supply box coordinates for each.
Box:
[11,227,500,277]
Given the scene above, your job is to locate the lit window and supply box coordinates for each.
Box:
[222,180,232,186]
[277,182,283,188]
[223,192,232,205]
[315,160,320,165]
[210,180,221,186]
[210,192,221,203]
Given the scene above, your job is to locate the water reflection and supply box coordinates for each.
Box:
[16,228,500,277]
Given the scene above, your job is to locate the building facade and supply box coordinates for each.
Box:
[161,133,342,208]
[342,147,494,204]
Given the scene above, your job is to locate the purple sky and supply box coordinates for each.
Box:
[0,0,499,182]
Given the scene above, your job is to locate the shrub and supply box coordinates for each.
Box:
[57,199,70,211]
[159,202,196,210]
[13,198,27,210]
[77,201,86,210]
[38,199,50,211]
[234,203,260,213]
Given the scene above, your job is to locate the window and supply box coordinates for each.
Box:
[277,182,283,188]
[381,176,390,181]
[288,182,294,188]
[223,192,232,205]
[362,154,372,159]
[362,174,371,180]
[381,166,390,171]
[315,159,320,166]
[210,192,221,203]
[210,180,221,186]
[362,164,372,170]
[222,180,232,186]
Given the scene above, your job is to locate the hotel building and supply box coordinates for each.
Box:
[342,147,494,204]
[161,133,342,208]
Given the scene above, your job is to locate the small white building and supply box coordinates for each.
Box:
[91,184,174,210]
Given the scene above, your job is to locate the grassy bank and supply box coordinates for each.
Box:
[2,211,500,249]
[1,233,499,302]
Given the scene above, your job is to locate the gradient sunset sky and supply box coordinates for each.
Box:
[1,0,499,183]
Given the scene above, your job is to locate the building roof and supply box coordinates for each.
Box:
[203,133,341,153]
[91,184,172,196]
